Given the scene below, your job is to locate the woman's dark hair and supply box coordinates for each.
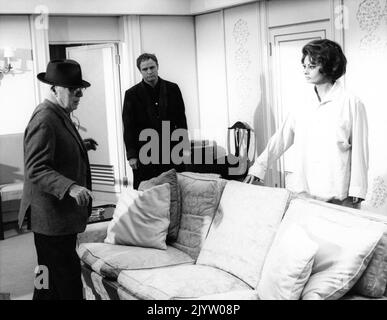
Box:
[136,53,158,70]
[301,39,347,82]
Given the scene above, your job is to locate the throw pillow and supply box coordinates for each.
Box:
[139,169,181,242]
[283,199,385,300]
[171,172,227,260]
[196,181,291,288]
[352,231,387,297]
[257,224,318,300]
[104,183,171,250]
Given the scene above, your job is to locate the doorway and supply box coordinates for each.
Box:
[268,20,332,188]
[49,43,126,204]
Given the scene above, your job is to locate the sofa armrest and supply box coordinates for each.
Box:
[77,221,110,244]
[194,290,259,300]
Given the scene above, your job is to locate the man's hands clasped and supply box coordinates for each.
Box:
[69,184,94,206]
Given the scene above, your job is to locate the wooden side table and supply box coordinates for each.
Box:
[88,204,116,224]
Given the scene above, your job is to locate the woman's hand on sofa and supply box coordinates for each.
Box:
[244,174,262,185]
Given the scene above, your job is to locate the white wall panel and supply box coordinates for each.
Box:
[49,16,120,43]
[0,0,190,15]
[195,11,229,152]
[140,15,199,134]
[1,0,261,15]
[191,0,259,14]
[0,16,36,135]
[343,0,387,212]
[267,0,331,27]
[224,3,261,128]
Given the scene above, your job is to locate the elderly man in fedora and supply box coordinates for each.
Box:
[18,59,97,300]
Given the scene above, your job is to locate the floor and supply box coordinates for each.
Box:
[0,222,35,300]
[0,202,114,300]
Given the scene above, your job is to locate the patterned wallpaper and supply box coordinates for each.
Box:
[232,18,253,122]
[224,3,262,132]
[356,0,387,51]
[348,0,387,213]
[366,176,387,208]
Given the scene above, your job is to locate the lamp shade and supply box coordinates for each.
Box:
[3,47,15,58]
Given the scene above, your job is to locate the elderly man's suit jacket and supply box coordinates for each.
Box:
[122,77,188,161]
[18,99,92,235]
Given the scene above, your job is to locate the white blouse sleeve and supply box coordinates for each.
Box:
[348,98,369,199]
[248,113,296,180]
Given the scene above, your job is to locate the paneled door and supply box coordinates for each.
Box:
[269,20,331,188]
[66,44,125,203]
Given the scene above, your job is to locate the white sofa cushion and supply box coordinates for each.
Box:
[282,199,385,300]
[196,181,291,288]
[78,243,194,279]
[104,184,171,250]
[257,224,318,300]
[117,264,252,300]
[78,221,110,244]
[171,172,227,260]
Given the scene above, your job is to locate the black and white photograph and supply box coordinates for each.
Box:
[0,0,387,306]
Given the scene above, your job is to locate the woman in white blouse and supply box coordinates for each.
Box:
[244,39,368,208]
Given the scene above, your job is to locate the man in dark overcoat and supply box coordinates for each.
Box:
[122,53,188,189]
[18,59,97,300]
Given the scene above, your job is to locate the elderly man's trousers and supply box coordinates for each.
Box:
[32,233,83,300]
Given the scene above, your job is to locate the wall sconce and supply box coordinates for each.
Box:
[1,47,15,75]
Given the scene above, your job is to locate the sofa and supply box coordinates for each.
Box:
[0,133,25,240]
[77,171,387,300]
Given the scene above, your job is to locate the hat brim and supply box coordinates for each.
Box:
[37,72,91,88]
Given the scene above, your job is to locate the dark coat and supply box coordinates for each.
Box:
[18,99,92,235]
[122,78,188,188]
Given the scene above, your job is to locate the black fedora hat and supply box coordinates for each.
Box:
[37,59,91,88]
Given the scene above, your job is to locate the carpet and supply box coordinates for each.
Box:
[0,224,36,300]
